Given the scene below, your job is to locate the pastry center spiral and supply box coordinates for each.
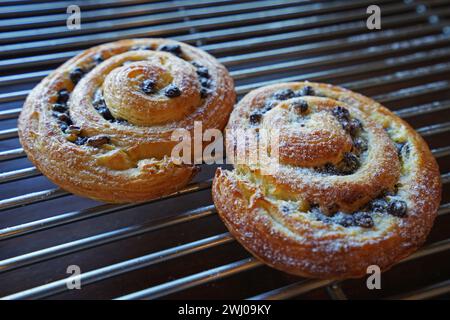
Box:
[261,97,354,167]
[102,51,201,126]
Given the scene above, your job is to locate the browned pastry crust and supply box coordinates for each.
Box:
[19,38,235,203]
[212,82,441,279]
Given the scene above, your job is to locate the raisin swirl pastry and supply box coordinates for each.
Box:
[18,39,235,203]
[213,82,441,279]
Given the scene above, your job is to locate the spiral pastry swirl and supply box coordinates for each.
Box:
[19,39,235,203]
[213,82,441,279]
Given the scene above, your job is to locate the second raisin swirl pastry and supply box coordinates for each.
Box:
[18,39,235,203]
[213,82,441,279]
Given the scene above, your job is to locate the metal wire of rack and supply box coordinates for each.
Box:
[0,0,449,300]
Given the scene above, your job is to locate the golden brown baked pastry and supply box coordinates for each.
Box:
[213,82,441,279]
[19,38,235,203]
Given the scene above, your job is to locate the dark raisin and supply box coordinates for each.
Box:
[93,98,106,109]
[349,118,363,136]
[314,210,332,224]
[292,100,308,114]
[93,90,103,105]
[249,112,262,125]
[262,100,276,113]
[332,106,350,121]
[200,78,211,88]
[53,112,71,124]
[395,143,405,155]
[396,143,410,158]
[158,44,182,56]
[59,122,68,132]
[273,89,294,100]
[300,85,315,96]
[200,87,211,98]
[402,143,410,157]
[115,118,128,124]
[196,66,210,78]
[325,163,339,175]
[57,89,70,105]
[353,212,374,228]
[340,152,359,174]
[335,214,354,227]
[164,84,181,98]
[281,205,291,214]
[353,137,368,153]
[370,198,388,213]
[387,200,407,217]
[191,61,203,68]
[141,79,156,94]
[52,103,68,113]
[317,163,338,175]
[98,107,114,121]
[94,53,104,63]
[69,67,85,85]
[87,135,110,147]
[75,136,88,145]
[339,119,350,132]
